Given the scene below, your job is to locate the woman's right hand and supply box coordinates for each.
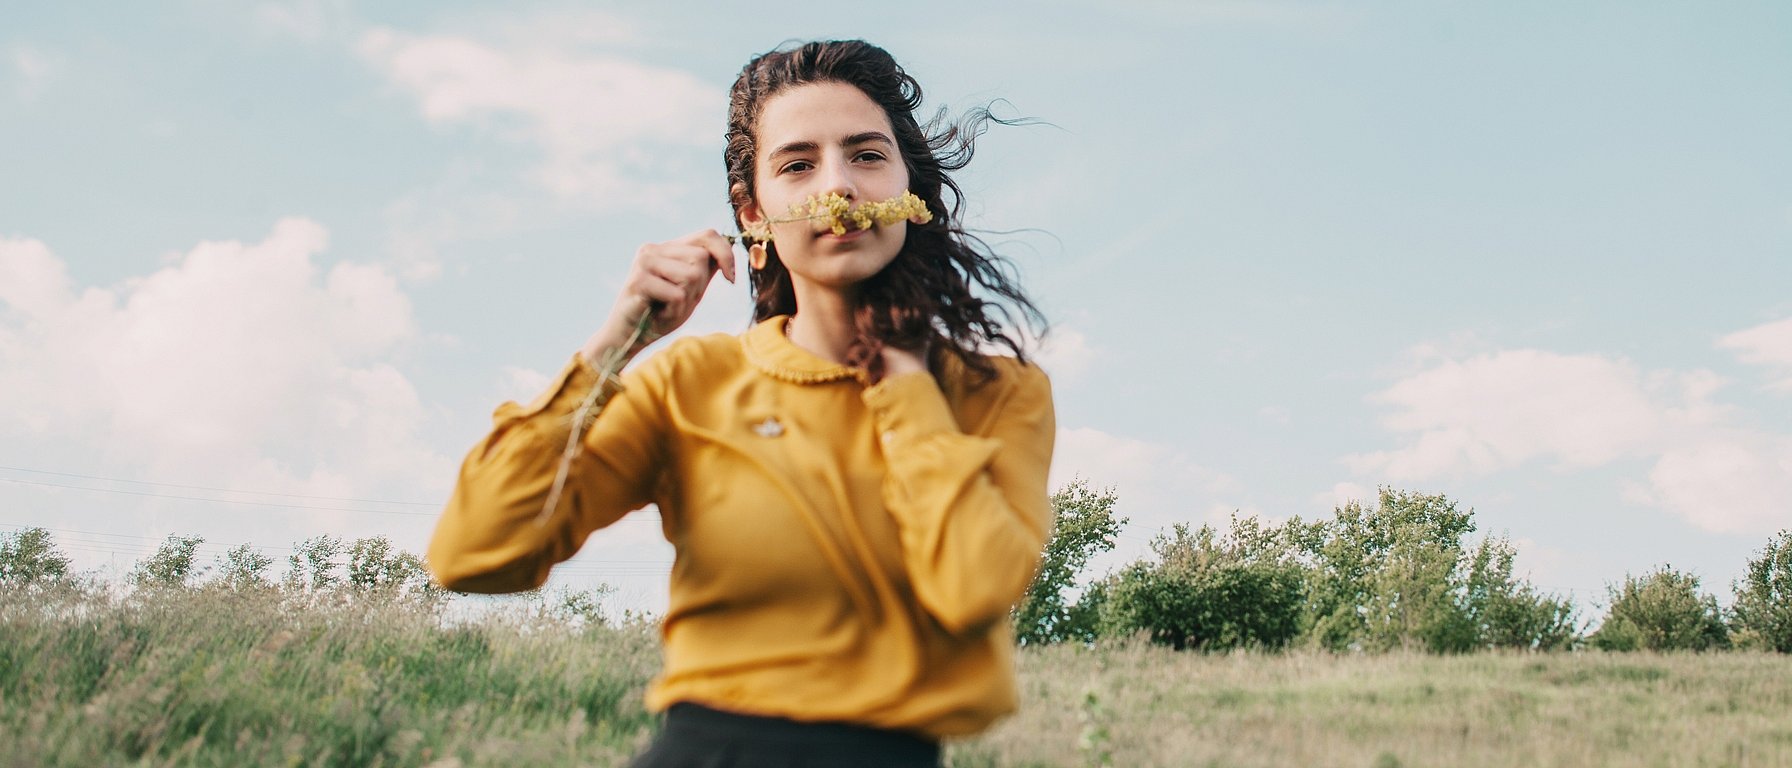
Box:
[581,230,737,365]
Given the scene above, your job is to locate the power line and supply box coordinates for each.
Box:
[0,521,674,575]
[0,522,329,556]
[1,477,443,517]
[0,520,673,565]
[0,465,439,506]
[0,476,662,523]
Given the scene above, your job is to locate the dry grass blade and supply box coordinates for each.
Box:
[535,307,655,527]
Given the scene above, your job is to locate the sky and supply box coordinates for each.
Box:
[3,1,1789,617]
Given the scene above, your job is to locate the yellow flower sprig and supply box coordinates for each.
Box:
[740,191,931,242]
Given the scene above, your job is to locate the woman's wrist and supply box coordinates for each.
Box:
[579,317,646,369]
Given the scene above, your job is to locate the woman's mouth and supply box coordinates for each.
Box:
[818,226,869,242]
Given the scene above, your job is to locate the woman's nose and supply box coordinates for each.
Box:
[817,155,857,200]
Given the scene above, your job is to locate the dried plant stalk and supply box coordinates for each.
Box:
[535,307,654,526]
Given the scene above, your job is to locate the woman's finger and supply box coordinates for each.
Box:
[628,271,685,313]
[644,257,712,302]
[694,230,736,285]
[667,230,735,284]
[611,231,736,345]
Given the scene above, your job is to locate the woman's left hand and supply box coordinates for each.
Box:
[880,345,929,378]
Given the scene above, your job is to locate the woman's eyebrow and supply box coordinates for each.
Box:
[768,132,896,161]
[767,140,819,161]
[842,131,896,148]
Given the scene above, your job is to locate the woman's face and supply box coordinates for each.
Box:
[740,81,911,294]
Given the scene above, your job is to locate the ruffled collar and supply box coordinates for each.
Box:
[741,315,871,385]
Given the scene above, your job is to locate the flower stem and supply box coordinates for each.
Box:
[535,306,655,526]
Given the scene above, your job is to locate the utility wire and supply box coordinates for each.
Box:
[1,477,442,517]
[0,474,661,523]
[0,523,674,578]
[0,465,439,506]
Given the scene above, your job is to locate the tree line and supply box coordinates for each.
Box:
[4,481,1788,655]
[1015,481,1792,654]
[0,530,439,600]
[0,527,627,629]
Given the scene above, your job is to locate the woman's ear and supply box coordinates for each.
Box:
[731,182,764,232]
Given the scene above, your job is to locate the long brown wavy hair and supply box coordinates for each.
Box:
[725,40,1046,385]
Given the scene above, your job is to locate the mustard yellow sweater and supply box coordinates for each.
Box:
[427,316,1056,738]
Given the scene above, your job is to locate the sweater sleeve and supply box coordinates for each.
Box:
[427,351,670,594]
[861,363,1056,636]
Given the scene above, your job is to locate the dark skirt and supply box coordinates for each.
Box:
[627,702,942,768]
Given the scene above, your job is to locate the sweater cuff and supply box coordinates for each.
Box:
[861,371,961,448]
[516,354,621,421]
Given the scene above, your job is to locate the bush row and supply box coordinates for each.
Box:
[1015,481,1792,654]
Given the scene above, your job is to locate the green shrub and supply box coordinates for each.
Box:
[1301,489,1477,652]
[131,534,206,588]
[1592,566,1728,651]
[216,543,276,591]
[0,526,71,587]
[346,536,437,598]
[1098,522,1306,651]
[1730,530,1792,653]
[1299,489,1579,653]
[282,535,442,605]
[1359,534,1478,652]
[285,534,346,592]
[1460,536,1581,651]
[1015,480,1124,645]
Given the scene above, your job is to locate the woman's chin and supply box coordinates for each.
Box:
[786,259,890,292]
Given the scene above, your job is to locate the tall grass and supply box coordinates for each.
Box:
[959,639,1792,768]
[4,584,1789,767]
[0,584,659,767]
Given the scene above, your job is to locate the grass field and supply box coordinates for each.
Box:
[3,586,1789,768]
[965,643,1792,767]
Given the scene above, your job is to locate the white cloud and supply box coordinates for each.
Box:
[1508,536,1581,598]
[0,220,450,505]
[0,236,69,319]
[1313,481,1373,512]
[1719,316,1792,391]
[471,10,647,50]
[500,365,552,403]
[255,8,705,268]
[255,0,356,42]
[1050,425,1265,580]
[357,25,722,205]
[1346,345,1792,534]
[1627,433,1792,535]
[1345,350,1722,481]
[378,176,526,280]
[1053,426,1237,530]
[1027,323,1094,380]
[11,45,58,102]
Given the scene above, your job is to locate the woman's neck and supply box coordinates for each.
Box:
[785,286,856,364]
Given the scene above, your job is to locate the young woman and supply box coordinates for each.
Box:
[428,40,1054,767]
